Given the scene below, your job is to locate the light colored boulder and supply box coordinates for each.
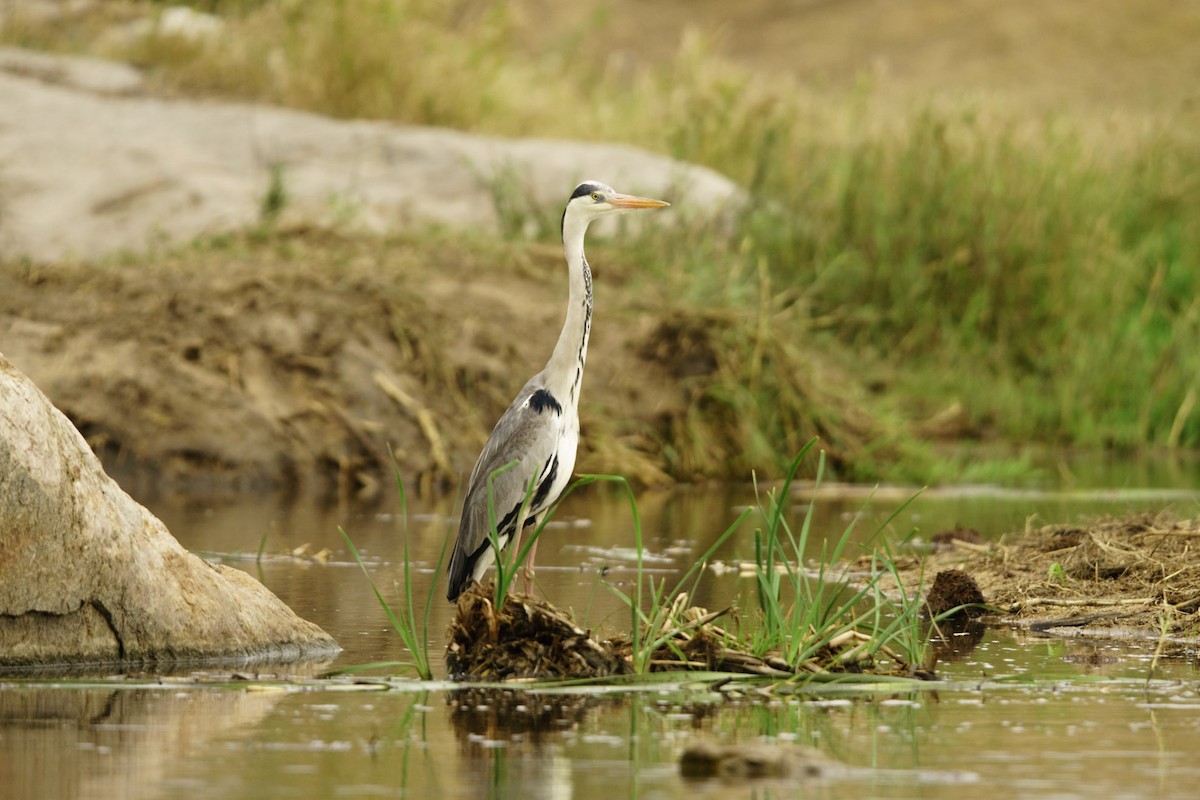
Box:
[0,47,741,263]
[0,353,339,666]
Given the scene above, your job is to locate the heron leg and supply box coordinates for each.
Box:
[522,537,539,596]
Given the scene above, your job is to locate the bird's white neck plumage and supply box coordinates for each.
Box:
[544,211,594,407]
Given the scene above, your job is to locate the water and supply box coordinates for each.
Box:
[3,454,1200,799]
[6,650,1200,799]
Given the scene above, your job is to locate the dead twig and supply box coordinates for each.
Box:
[1008,596,1157,612]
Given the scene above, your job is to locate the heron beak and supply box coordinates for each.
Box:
[608,193,670,210]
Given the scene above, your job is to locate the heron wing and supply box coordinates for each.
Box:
[447,376,569,598]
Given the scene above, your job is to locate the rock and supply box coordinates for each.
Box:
[0,353,340,666]
[0,47,741,264]
[680,740,835,780]
[0,46,144,96]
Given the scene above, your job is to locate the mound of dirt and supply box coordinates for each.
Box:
[924,569,986,620]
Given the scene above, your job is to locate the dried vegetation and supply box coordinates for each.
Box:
[898,513,1200,637]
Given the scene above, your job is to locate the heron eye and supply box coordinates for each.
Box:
[590,191,602,202]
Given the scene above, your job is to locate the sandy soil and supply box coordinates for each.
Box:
[0,230,701,497]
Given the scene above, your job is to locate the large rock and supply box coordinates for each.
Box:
[0,353,339,666]
[0,47,740,263]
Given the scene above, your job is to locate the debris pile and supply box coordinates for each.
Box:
[902,512,1200,636]
[447,585,932,681]
[446,585,629,680]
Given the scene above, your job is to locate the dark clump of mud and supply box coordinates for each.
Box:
[898,512,1200,639]
[924,569,987,620]
[446,584,631,680]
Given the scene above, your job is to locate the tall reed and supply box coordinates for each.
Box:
[338,459,447,680]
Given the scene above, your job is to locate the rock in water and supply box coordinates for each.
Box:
[680,740,836,780]
[0,354,339,667]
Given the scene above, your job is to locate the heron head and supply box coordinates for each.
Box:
[563,181,670,226]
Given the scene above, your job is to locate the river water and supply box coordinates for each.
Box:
[3,452,1199,799]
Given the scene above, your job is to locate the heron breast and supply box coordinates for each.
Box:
[547,424,579,502]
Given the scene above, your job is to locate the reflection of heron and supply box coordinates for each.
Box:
[446,181,669,601]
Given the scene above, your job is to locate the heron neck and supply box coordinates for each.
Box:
[545,218,593,406]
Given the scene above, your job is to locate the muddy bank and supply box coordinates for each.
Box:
[0,230,763,496]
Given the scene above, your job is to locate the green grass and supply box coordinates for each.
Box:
[6,0,1198,467]
[481,459,542,607]
[740,442,939,675]
[623,104,1200,457]
[336,458,448,680]
[589,472,750,674]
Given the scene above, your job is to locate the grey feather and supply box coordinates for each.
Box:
[446,374,568,599]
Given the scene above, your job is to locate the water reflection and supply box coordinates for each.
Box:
[930,619,988,663]
[0,685,282,800]
[3,659,1200,799]
[445,688,618,800]
[448,687,607,749]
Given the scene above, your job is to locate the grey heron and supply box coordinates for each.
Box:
[446,180,670,601]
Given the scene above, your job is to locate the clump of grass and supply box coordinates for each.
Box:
[740,442,936,676]
[259,160,288,225]
[573,442,939,680]
[588,472,751,675]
